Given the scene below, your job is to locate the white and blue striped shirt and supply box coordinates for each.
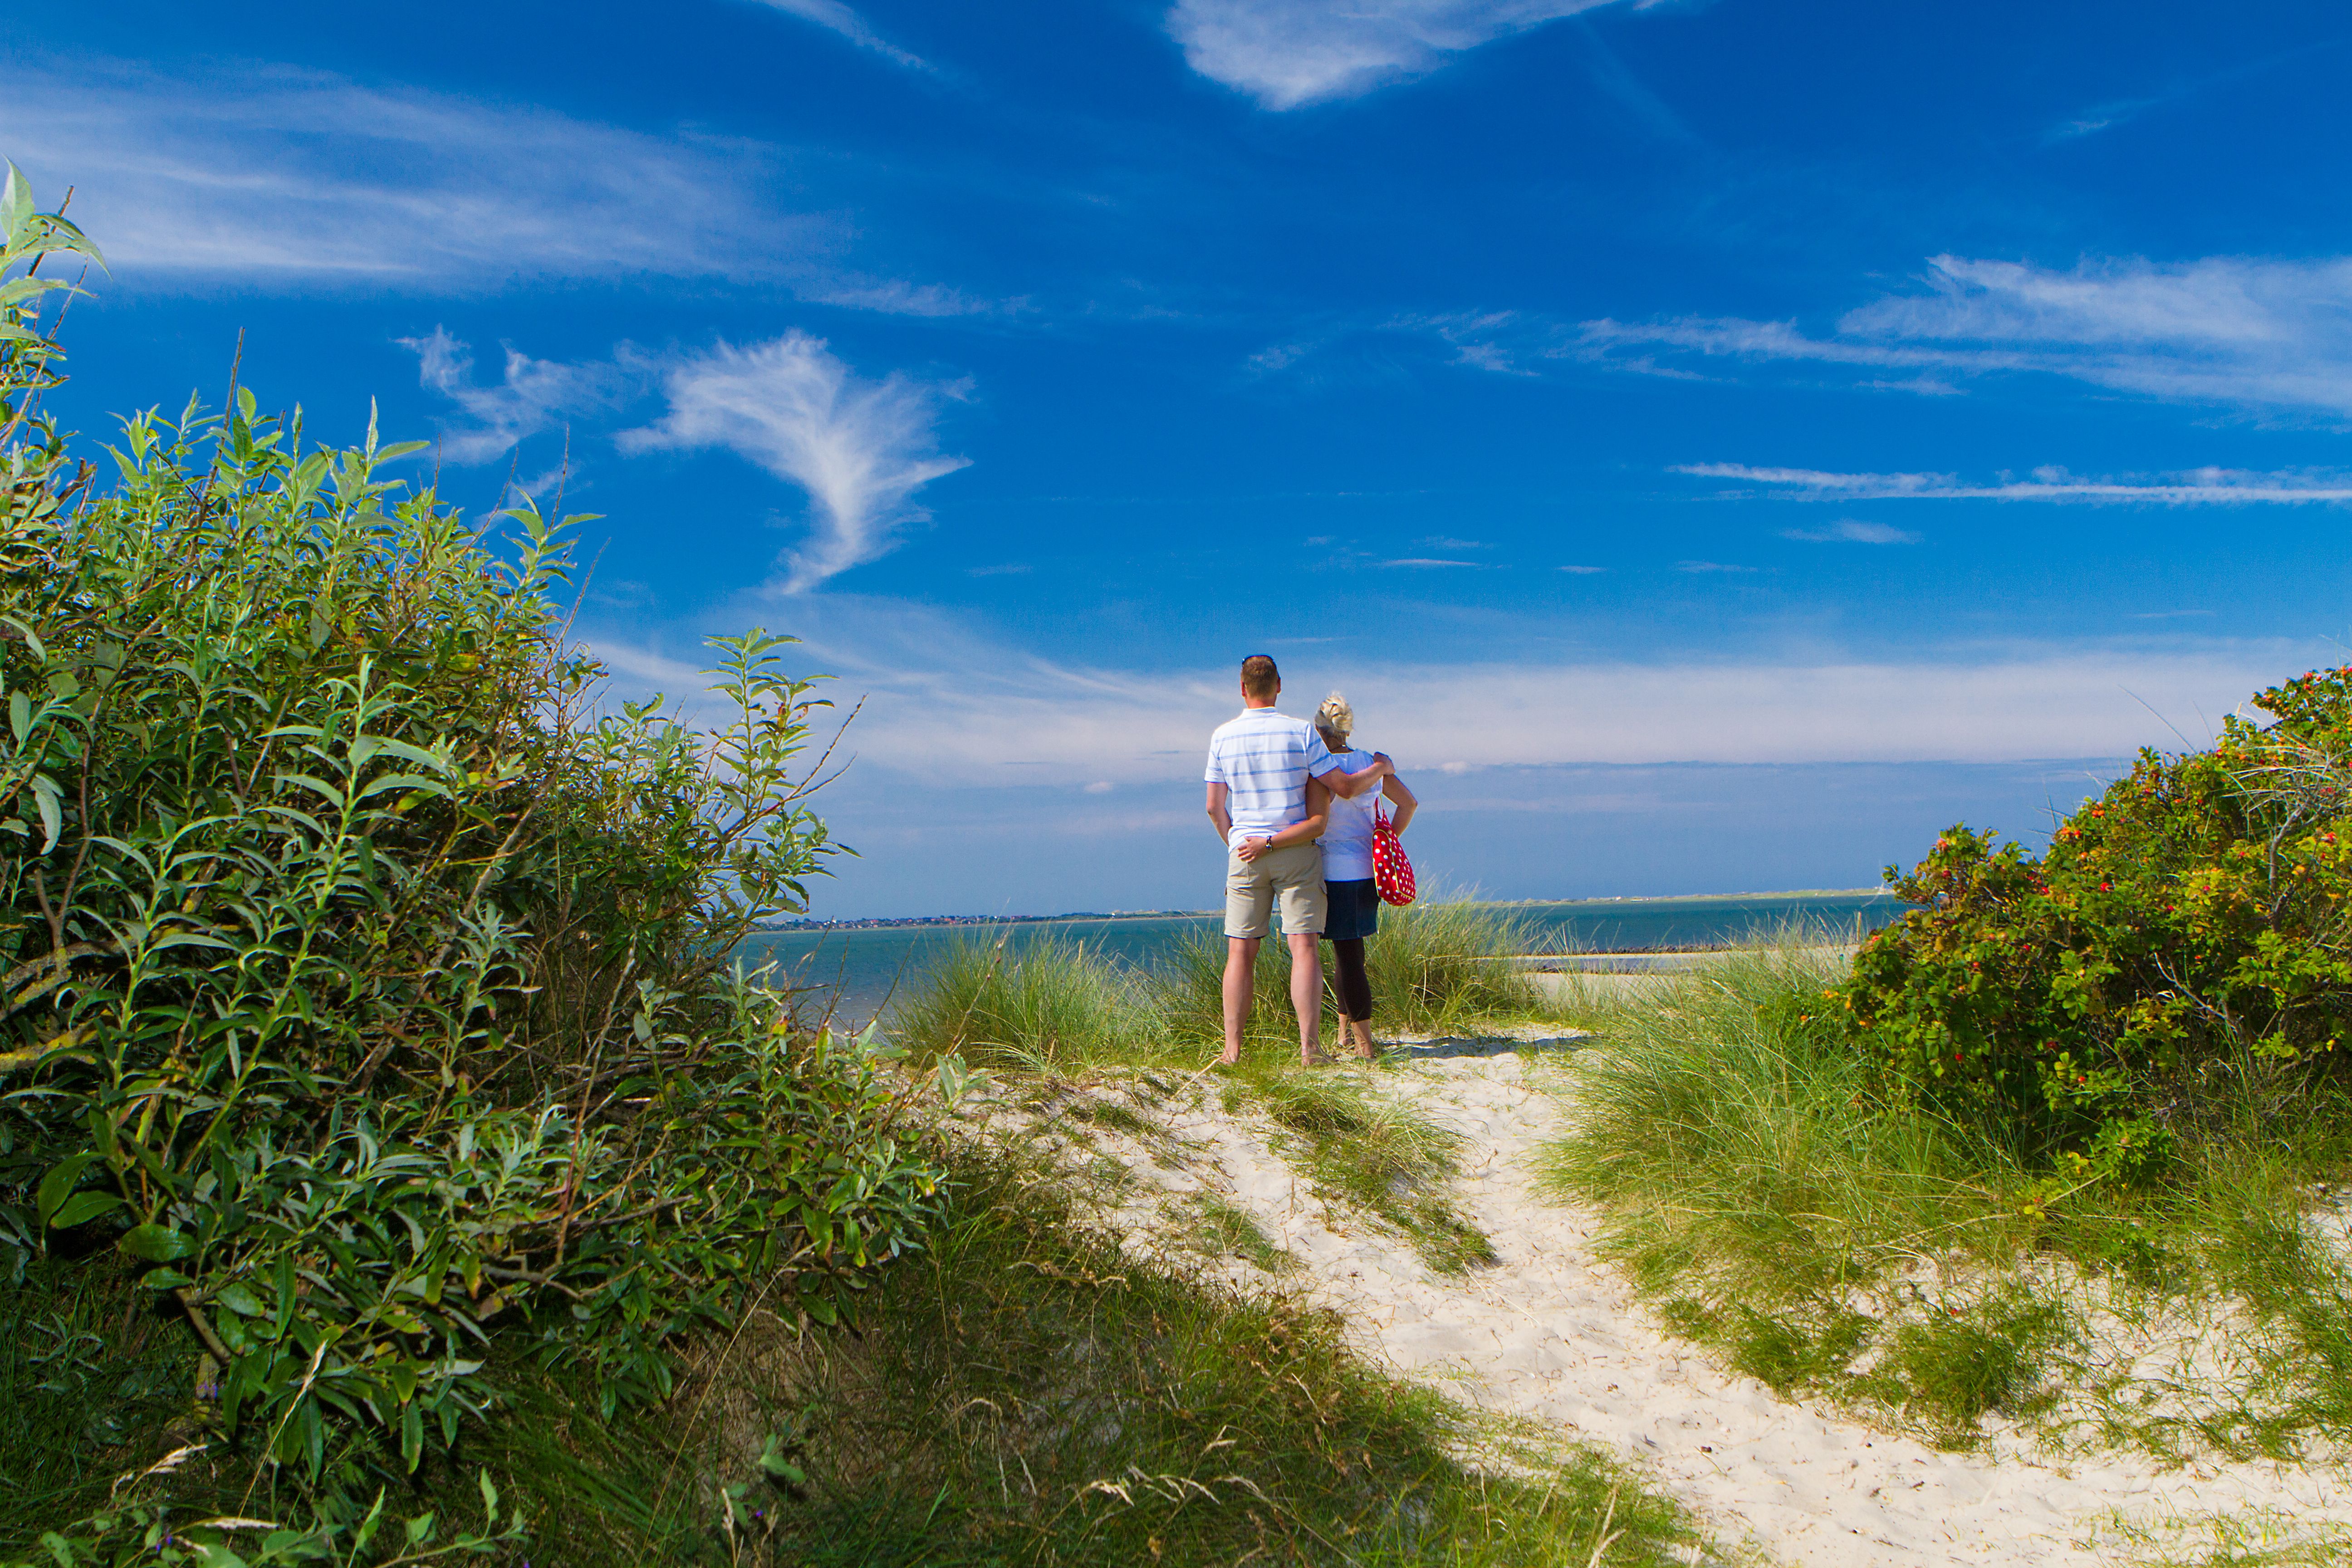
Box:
[1205,708,1338,848]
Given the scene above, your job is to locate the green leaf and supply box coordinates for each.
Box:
[477,1469,500,1522]
[214,1282,264,1316]
[350,1491,389,1554]
[35,1152,99,1228]
[2,162,32,238]
[49,1191,123,1230]
[117,1224,194,1261]
[401,1399,424,1472]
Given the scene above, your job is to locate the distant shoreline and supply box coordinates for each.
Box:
[758,888,1895,933]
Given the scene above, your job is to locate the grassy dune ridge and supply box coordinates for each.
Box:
[1539,938,2352,1455]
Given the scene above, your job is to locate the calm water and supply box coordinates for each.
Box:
[736,890,1902,1031]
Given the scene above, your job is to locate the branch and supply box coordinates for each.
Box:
[0,1024,88,1076]
[174,1287,237,1366]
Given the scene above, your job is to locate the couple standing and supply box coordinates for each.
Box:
[1202,654,1418,1066]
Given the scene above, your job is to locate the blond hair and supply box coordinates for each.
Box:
[1315,691,1354,747]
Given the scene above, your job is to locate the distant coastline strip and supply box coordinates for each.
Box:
[762,888,1895,932]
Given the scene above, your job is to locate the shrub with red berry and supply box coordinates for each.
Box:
[1834,666,2352,1182]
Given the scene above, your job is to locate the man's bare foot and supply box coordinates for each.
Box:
[1299,1050,1330,1068]
[1218,1048,1242,1067]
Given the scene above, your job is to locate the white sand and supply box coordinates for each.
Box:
[947,1038,2352,1566]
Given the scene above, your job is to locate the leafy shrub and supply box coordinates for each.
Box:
[1836,666,2352,1177]
[0,166,941,1552]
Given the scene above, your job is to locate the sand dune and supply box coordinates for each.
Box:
[949,1036,2352,1566]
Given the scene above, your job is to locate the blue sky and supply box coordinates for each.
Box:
[8,1,2351,916]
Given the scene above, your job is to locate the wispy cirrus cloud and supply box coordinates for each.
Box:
[1782,519,1922,544]
[2042,97,2157,144]
[1326,253,2352,419]
[1679,462,2352,505]
[399,328,625,464]
[0,56,989,313]
[1167,0,1638,109]
[406,329,970,589]
[619,334,970,593]
[739,0,930,70]
[1589,254,2352,416]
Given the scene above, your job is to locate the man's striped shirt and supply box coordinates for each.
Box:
[1205,707,1338,848]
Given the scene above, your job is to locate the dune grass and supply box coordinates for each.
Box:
[430,1144,1706,1567]
[894,901,1549,1076]
[1158,899,1548,1062]
[1536,938,2352,1452]
[1234,1068,1499,1276]
[890,932,1172,1071]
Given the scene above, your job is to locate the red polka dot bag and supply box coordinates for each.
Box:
[1372,806,1416,906]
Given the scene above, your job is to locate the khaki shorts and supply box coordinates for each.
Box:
[1225,841,1327,939]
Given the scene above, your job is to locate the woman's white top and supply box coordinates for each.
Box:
[1318,747,1385,881]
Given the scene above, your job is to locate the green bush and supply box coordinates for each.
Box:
[1837,665,2352,1177]
[0,166,941,1556]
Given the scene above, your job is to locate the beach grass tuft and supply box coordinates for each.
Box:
[1158,897,1548,1061]
[891,931,1170,1070]
[896,899,1548,1074]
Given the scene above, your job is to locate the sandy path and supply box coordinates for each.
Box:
[974,1040,2352,1567]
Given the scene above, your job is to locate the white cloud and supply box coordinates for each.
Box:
[2,56,986,310]
[1584,254,2352,417]
[1677,560,1757,573]
[1381,557,1485,568]
[1782,519,1921,544]
[1558,564,1608,573]
[398,327,624,464]
[619,334,970,592]
[592,598,2307,780]
[1167,0,1628,109]
[1337,252,2352,419]
[740,0,930,70]
[3,61,824,284]
[1681,462,2352,505]
[2042,98,2155,144]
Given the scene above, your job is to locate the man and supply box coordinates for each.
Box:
[1204,654,1391,1066]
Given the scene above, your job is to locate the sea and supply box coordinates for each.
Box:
[735,889,1904,1032]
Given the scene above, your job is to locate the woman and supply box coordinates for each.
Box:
[1313,693,1417,1059]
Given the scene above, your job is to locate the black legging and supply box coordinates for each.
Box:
[1331,937,1372,1023]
